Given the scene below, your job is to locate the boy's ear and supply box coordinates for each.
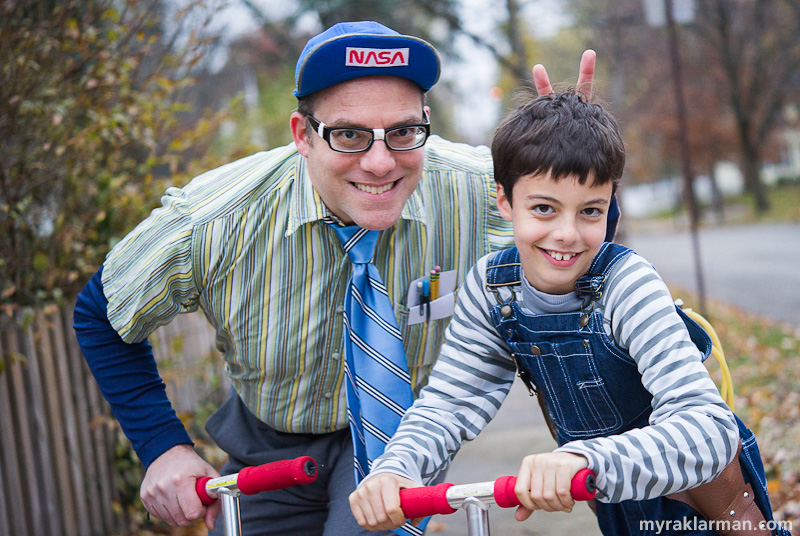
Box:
[496,183,513,222]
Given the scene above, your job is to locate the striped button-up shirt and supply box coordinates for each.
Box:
[103,136,513,434]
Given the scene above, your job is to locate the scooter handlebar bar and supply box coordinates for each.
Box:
[196,456,318,506]
[399,468,596,519]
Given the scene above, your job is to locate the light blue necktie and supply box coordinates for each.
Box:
[328,222,424,536]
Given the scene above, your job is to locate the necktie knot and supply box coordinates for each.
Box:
[328,223,379,265]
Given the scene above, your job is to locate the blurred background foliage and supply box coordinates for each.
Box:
[2,0,799,301]
[1,0,244,305]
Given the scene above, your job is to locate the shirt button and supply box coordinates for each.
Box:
[332,352,341,360]
[323,392,333,399]
[336,305,345,314]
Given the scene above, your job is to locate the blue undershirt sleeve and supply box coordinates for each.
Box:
[73,267,193,468]
[606,194,621,242]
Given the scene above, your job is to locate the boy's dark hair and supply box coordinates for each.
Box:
[491,89,625,205]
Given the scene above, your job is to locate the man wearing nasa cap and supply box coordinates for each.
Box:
[74,20,599,535]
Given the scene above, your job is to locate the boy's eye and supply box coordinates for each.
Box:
[582,207,604,217]
[533,204,554,215]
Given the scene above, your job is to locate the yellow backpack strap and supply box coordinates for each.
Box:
[679,303,735,411]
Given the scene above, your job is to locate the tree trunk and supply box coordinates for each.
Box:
[741,141,770,214]
[708,163,725,225]
[505,0,529,84]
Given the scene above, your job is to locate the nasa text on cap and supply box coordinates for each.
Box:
[294,21,441,98]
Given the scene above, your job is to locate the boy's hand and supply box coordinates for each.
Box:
[513,452,589,520]
[349,473,422,531]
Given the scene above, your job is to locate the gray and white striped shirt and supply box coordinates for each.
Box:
[369,250,739,503]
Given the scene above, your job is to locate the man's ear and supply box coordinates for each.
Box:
[496,183,513,222]
[290,112,310,157]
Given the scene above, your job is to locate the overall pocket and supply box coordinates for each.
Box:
[511,338,623,440]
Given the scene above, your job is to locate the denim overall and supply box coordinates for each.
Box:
[485,243,786,536]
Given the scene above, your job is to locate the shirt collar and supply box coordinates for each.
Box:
[286,153,427,236]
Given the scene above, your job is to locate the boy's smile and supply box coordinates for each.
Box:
[497,172,612,295]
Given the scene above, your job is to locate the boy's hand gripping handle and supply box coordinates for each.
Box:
[196,456,318,505]
[399,468,596,519]
[493,468,597,506]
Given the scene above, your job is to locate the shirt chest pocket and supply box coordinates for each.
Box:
[511,339,624,440]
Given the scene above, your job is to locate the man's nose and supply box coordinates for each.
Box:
[359,139,396,177]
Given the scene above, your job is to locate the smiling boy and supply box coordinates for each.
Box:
[348,91,752,535]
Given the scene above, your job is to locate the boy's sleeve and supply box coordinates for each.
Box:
[556,253,739,503]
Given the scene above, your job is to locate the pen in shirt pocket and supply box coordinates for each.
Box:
[418,279,431,323]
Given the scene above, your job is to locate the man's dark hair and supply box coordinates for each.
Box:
[491,89,625,205]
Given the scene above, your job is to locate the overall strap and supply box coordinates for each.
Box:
[575,242,714,361]
[574,242,633,302]
[485,247,522,289]
[484,247,522,328]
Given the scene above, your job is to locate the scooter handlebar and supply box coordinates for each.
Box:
[196,456,318,506]
[493,468,597,507]
[398,482,457,519]
[399,469,596,519]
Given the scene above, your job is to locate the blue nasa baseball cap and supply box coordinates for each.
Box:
[294,21,441,98]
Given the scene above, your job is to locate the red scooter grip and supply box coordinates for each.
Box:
[238,456,318,495]
[195,456,318,506]
[196,476,215,506]
[493,468,597,507]
[570,469,597,501]
[399,482,457,519]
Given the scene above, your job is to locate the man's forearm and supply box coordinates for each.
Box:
[73,267,192,467]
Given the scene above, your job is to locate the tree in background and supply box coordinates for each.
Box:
[565,0,799,217]
[695,0,800,214]
[0,0,235,305]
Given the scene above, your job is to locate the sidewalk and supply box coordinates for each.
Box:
[425,378,601,536]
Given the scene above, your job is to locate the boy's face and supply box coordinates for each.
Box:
[497,172,613,295]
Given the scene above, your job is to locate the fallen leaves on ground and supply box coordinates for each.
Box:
[680,293,800,534]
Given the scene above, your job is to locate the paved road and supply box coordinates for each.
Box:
[424,222,799,536]
[624,222,800,327]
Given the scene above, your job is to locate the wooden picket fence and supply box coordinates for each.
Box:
[0,303,225,536]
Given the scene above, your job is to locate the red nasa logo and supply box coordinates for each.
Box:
[345,47,409,67]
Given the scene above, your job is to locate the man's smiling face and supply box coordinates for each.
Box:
[292,76,428,230]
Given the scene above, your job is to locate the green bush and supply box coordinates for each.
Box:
[0,0,234,305]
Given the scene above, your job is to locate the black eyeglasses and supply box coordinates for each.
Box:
[306,113,430,153]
